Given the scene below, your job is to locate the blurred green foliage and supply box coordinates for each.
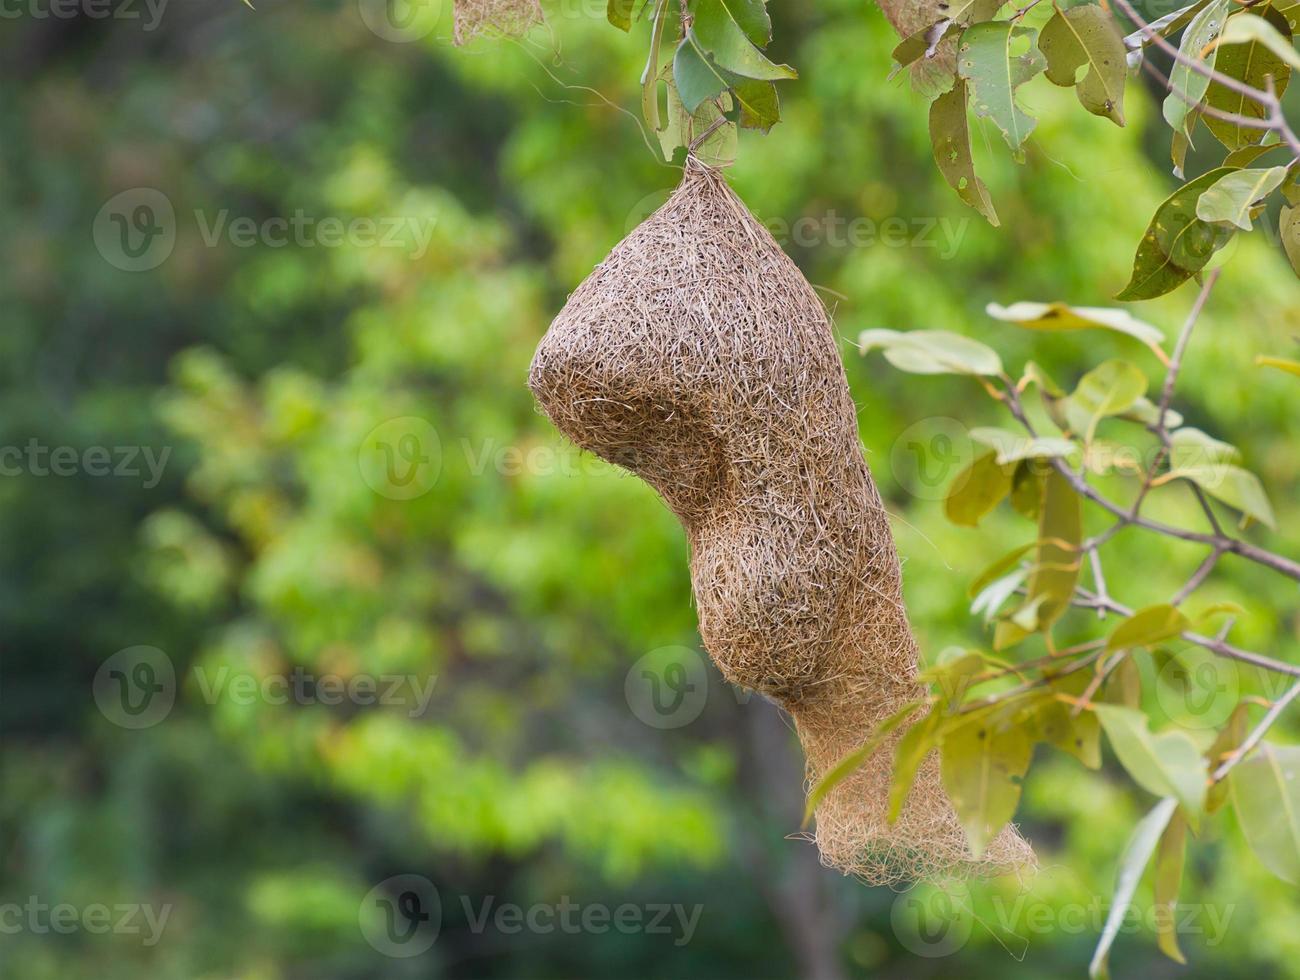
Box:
[1,0,1298,977]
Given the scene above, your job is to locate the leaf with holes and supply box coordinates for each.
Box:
[958,22,1047,156]
[1116,167,1237,300]
[1203,7,1293,151]
[930,79,999,226]
[1163,0,1229,135]
[1039,4,1127,124]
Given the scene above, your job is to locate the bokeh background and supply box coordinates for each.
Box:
[3,0,1300,976]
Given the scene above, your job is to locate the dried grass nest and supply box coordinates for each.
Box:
[452,0,543,45]
[528,156,1034,884]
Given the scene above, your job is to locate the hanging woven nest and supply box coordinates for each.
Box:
[529,157,1034,884]
[452,0,543,46]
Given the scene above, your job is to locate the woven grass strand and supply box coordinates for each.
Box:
[528,158,1034,884]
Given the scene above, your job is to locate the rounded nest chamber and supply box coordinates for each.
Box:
[529,156,1034,885]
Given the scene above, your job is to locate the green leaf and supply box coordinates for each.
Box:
[1103,653,1143,709]
[858,328,1003,375]
[690,0,795,81]
[986,301,1166,350]
[1010,461,1043,518]
[1258,353,1300,376]
[945,451,1013,527]
[1089,797,1180,980]
[658,72,737,166]
[1229,741,1300,883]
[1169,426,1240,468]
[640,0,670,139]
[920,649,990,706]
[1022,467,1081,633]
[1173,462,1276,528]
[1067,359,1148,441]
[1206,702,1249,812]
[929,79,1000,226]
[888,712,942,822]
[940,713,1033,858]
[892,0,1003,70]
[1038,4,1127,125]
[1162,0,1229,135]
[968,542,1035,598]
[1280,205,1300,274]
[971,426,1079,465]
[1024,675,1102,768]
[1154,808,1188,964]
[1203,7,1294,150]
[1196,165,1289,230]
[1214,12,1300,69]
[607,0,635,31]
[1107,604,1192,653]
[1021,360,1065,397]
[1116,167,1237,301]
[1122,396,1183,429]
[1094,704,1208,817]
[804,699,924,824]
[958,22,1048,155]
[730,77,780,131]
[673,36,729,112]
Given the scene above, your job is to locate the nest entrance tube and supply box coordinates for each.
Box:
[529,158,1034,884]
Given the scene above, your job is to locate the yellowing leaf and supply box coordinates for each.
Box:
[986,301,1165,349]
[804,699,924,824]
[1257,353,1300,376]
[1203,7,1294,150]
[1163,0,1229,135]
[1107,604,1191,653]
[940,713,1033,858]
[1154,809,1188,964]
[946,451,1013,528]
[1020,468,1081,634]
